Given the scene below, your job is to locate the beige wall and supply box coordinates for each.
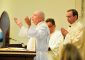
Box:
[82,0,85,25]
[0,0,83,45]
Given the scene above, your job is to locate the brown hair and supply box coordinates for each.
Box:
[60,44,82,60]
[67,9,78,19]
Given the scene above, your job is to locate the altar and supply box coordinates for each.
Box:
[0,47,36,60]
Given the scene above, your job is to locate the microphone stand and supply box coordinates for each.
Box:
[9,37,27,48]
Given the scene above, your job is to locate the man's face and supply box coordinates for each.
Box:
[46,22,55,34]
[31,13,40,25]
[31,11,44,25]
[66,11,76,24]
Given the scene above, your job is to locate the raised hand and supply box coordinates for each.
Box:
[14,17,22,28]
[61,28,68,37]
[25,16,31,27]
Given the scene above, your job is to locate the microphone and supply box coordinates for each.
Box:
[9,37,23,44]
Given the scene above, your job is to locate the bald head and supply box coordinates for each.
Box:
[31,10,45,25]
[33,10,44,20]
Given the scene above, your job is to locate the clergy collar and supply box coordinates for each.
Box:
[69,20,79,27]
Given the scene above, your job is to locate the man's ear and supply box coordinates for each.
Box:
[74,15,78,20]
